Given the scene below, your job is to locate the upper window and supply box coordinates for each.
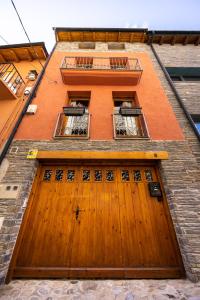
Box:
[108,43,125,50]
[166,67,200,82]
[78,42,95,49]
[191,115,200,134]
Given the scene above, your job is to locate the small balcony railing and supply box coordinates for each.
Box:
[0,63,25,98]
[54,112,90,139]
[60,56,142,85]
[113,112,149,139]
[61,56,142,72]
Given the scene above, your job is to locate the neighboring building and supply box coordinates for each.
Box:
[0,42,48,156]
[0,28,200,284]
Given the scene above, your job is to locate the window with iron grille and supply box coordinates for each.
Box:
[112,92,148,139]
[54,92,90,139]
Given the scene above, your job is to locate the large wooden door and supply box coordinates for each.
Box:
[11,163,184,279]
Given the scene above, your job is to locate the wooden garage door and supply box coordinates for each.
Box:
[11,164,184,279]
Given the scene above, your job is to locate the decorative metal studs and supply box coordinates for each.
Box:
[106,170,114,181]
[95,170,102,181]
[67,170,75,182]
[145,169,153,182]
[43,169,53,181]
[134,170,141,181]
[83,170,90,181]
[55,169,64,181]
[121,170,129,181]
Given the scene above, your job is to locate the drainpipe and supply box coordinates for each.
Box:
[149,33,200,142]
[0,43,57,165]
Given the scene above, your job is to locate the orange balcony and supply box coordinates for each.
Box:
[60,56,142,85]
[0,63,25,100]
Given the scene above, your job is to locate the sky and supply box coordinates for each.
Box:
[0,0,200,52]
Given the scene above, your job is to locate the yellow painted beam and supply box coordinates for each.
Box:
[36,151,168,160]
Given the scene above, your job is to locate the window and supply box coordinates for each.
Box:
[54,91,90,139]
[166,67,200,82]
[78,42,95,49]
[75,57,93,69]
[110,57,128,70]
[112,92,148,139]
[191,115,200,134]
[108,43,125,50]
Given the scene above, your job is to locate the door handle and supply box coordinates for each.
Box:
[73,206,85,220]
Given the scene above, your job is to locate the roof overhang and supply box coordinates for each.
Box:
[53,27,200,45]
[0,42,48,63]
[53,27,148,43]
[148,30,200,45]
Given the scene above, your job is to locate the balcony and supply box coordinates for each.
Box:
[60,56,142,85]
[54,112,90,139]
[0,63,25,100]
[113,112,149,139]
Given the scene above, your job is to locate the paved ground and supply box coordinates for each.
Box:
[0,279,200,300]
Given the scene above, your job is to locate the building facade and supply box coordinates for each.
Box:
[0,42,48,158]
[0,29,200,283]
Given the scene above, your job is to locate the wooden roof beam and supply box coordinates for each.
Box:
[105,32,108,42]
[159,36,164,45]
[171,36,176,45]
[130,33,134,43]
[183,36,189,45]
[80,32,84,41]
[195,36,200,46]
[93,32,96,41]
[25,48,34,61]
[0,53,6,63]
[118,32,121,42]
[147,35,153,45]
[10,49,20,62]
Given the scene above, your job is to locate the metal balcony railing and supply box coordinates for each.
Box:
[54,113,90,138]
[61,56,142,72]
[0,63,25,96]
[113,113,149,139]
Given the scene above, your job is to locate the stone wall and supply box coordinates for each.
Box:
[153,44,200,164]
[0,42,200,284]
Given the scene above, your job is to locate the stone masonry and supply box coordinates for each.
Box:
[154,44,200,164]
[0,42,200,285]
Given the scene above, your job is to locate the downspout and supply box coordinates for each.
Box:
[0,43,57,165]
[149,33,200,142]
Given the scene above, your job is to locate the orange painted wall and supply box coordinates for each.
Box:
[0,60,45,149]
[15,51,184,141]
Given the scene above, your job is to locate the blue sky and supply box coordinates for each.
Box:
[0,0,200,51]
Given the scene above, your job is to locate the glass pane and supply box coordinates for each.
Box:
[55,170,64,181]
[145,169,153,182]
[67,170,75,182]
[134,170,141,181]
[121,170,129,181]
[195,122,200,134]
[43,169,52,181]
[95,170,102,181]
[106,170,114,181]
[83,170,90,181]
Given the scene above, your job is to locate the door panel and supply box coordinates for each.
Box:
[12,164,184,279]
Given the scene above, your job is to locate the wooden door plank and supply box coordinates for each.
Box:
[12,163,184,279]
